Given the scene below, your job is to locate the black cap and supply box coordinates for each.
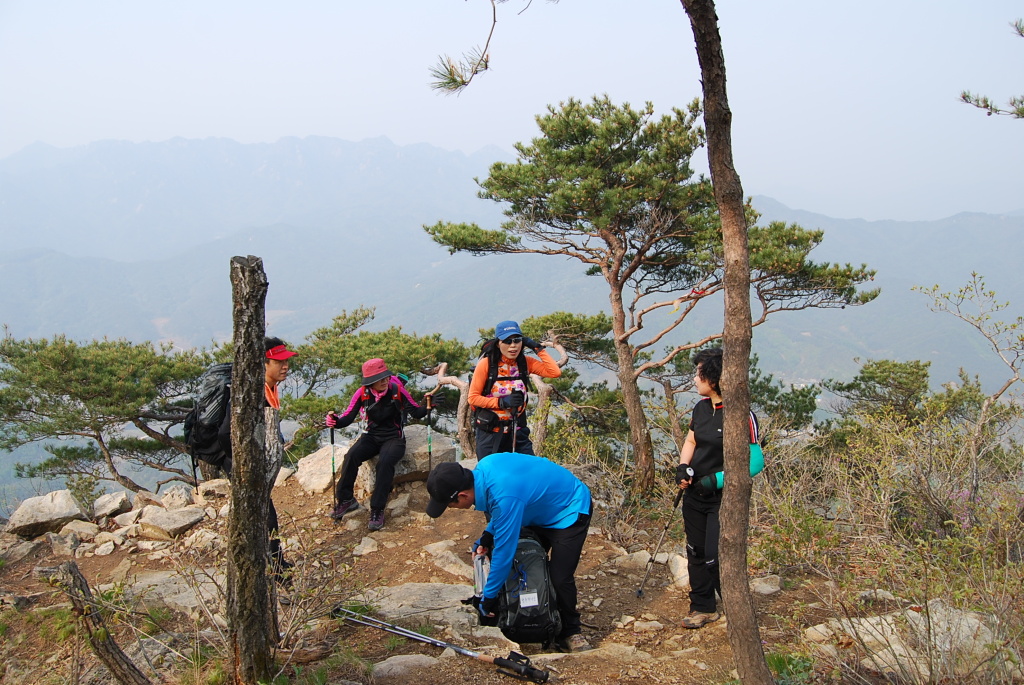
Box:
[425,462,473,518]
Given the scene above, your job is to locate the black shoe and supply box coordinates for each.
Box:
[330,498,361,520]
[368,508,385,531]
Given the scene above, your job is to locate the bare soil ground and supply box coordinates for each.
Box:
[0,477,836,685]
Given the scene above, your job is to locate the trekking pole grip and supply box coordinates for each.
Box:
[330,427,335,444]
[493,655,549,683]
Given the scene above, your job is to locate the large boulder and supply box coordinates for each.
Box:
[93,491,131,519]
[138,505,206,540]
[295,444,346,494]
[5,490,88,538]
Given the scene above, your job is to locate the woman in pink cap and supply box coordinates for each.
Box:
[325,358,429,530]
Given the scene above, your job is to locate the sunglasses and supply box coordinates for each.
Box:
[502,336,524,345]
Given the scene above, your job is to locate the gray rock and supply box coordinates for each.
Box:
[358,582,476,631]
[667,554,689,590]
[95,531,126,546]
[126,568,223,613]
[858,589,898,604]
[296,444,347,494]
[94,541,116,556]
[161,484,195,510]
[274,467,295,487]
[112,509,142,527]
[59,520,100,541]
[750,574,782,596]
[373,654,438,680]
[132,490,163,511]
[353,536,379,556]
[138,505,206,540]
[354,425,456,500]
[613,550,651,569]
[93,491,131,519]
[1,539,47,564]
[5,490,88,538]
[429,550,474,581]
[197,479,231,500]
[45,531,80,557]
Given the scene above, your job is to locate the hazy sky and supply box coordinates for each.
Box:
[1,0,1021,221]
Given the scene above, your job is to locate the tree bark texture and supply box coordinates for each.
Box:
[608,286,656,492]
[662,379,688,455]
[680,2,773,683]
[50,562,153,685]
[226,255,276,684]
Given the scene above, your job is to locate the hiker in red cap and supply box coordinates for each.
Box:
[468,320,562,459]
[325,358,430,530]
[215,335,297,586]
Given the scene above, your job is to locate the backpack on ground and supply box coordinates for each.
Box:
[182,362,232,470]
[497,532,562,646]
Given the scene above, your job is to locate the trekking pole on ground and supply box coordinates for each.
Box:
[331,605,549,683]
[636,489,684,598]
[510,410,518,453]
[330,427,338,510]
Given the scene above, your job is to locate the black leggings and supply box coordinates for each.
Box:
[334,433,406,511]
[683,491,721,613]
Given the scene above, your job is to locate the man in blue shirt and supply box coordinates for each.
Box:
[425,453,594,652]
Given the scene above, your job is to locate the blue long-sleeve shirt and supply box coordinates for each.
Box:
[474,452,591,599]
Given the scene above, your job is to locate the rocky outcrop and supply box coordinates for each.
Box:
[5,490,88,538]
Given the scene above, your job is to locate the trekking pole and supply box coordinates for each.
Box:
[330,426,338,510]
[331,605,549,683]
[510,409,518,454]
[425,394,433,473]
[636,488,684,598]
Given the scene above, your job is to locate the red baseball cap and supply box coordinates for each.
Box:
[265,344,297,361]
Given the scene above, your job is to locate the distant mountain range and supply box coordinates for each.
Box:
[1,136,1021,390]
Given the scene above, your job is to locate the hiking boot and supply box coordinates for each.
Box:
[330,499,360,520]
[681,610,720,629]
[559,634,593,653]
[368,508,385,531]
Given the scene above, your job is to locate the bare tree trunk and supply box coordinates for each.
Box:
[529,334,567,456]
[50,562,152,685]
[430,363,474,460]
[531,377,553,452]
[661,379,687,455]
[615,335,656,492]
[226,255,276,684]
[680,2,773,683]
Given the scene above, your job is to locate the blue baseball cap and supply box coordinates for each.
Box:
[494,320,523,341]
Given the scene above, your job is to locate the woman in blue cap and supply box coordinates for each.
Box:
[467,320,561,459]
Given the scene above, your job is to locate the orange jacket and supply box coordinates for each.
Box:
[468,348,561,420]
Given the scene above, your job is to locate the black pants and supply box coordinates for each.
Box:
[683,490,721,613]
[224,457,285,569]
[475,422,534,459]
[526,509,591,638]
[334,433,406,511]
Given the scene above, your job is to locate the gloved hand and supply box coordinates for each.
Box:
[325,412,340,428]
[426,392,447,410]
[481,595,500,617]
[692,473,716,493]
[522,336,543,352]
[475,530,494,555]
[675,463,694,486]
[498,391,525,410]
